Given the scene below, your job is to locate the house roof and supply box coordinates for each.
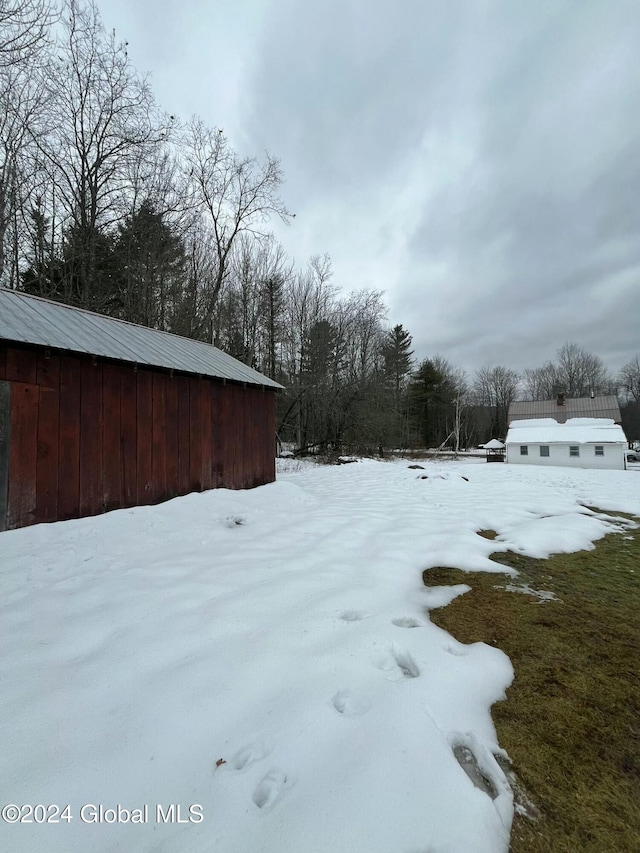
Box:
[508,395,621,424]
[0,288,283,389]
[506,418,627,445]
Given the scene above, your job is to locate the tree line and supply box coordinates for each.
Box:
[2,0,639,453]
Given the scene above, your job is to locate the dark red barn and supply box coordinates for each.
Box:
[0,289,282,531]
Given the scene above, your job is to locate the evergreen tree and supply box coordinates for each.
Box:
[21,219,119,311]
[260,273,285,380]
[382,324,414,404]
[409,357,458,447]
[114,200,185,329]
[380,324,413,447]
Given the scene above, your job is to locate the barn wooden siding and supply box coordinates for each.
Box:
[0,344,276,531]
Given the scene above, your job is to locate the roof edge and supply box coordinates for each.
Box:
[0,288,284,390]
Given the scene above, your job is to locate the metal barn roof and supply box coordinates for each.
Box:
[0,288,283,389]
[508,395,621,424]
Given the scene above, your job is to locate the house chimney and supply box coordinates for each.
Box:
[556,393,565,406]
[590,389,594,399]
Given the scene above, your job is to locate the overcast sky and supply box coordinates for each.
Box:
[98,0,640,377]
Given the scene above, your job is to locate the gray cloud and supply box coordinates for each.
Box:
[100,0,640,376]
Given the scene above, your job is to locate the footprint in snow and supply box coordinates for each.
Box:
[373,644,420,680]
[443,643,470,657]
[231,741,272,771]
[340,610,370,622]
[393,647,420,678]
[451,741,498,800]
[252,769,292,810]
[391,617,423,628]
[332,689,371,717]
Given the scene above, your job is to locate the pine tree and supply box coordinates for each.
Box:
[114,200,185,329]
[380,324,414,446]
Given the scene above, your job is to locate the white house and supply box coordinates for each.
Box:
[505,418,627,470]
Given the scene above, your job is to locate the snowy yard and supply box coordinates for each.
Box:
[1,459,639,853]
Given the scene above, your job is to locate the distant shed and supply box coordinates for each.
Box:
[483,438,505,462]
[0,289,283,531]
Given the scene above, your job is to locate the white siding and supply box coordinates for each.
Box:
[506,442,625,470]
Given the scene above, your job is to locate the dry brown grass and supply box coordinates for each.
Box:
[424,516,640,852]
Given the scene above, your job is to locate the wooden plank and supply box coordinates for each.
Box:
[254,388,265,487]
[242,387,253,488]
[222,384,234,488]
[177,375,190,495]
[225,384,238,489]
[211,381,224,488]
[247,387,257,486]
[120,367,137,507]
[79,360,103,517]
[266,390,276,483]
[102,363,123,512]
[0,381,10,531]
[6,347,37,384]
[164,376,179,498]
[257,387,268,485]
[233,384,244,489]
[200,380,212,490]
[36,352,60,388]
[136,370,153,505]
[220,383,232,488]
[251,387,262,487]
[189,377,202,491]
[151,372,167,501]
[258,389,271,486]
[7,382,39,528]
[0,346,7,381]
[35,386,59,523]
[57,357,81,521]
[261,389,271,485]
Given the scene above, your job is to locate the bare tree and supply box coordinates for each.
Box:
[174,222,219,337]
[341,290,387,382]
[124,137,181,214]
[523,343,613,400]
[0,66,45,281]
[522,363,559,401]
[0,0,54,282]
[183,116,291,338]
[209,234,291,375]
[472,365,519,438]
[618,355,640,403]
[0,0,54,69]
[33,0,168,307]
[277,255,339,450]
[552,342,612,397]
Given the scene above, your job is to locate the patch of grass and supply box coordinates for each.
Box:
[478,528,498,540]
[424,514,640,853]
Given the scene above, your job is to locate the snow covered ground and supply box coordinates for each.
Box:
[1,458,638,853]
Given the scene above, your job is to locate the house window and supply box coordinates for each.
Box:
[569,446,579,457]
[520,445,528,456]
[595,445,604,456]
[540,446,550,457]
